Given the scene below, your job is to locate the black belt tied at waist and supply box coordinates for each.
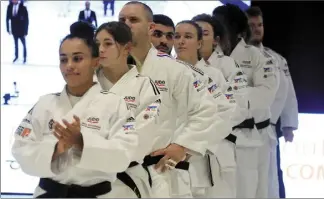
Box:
[116,155,189,198]
[36,178,111,198]
[255,119,270,130]
[232,118,255,130]
[116,161,149,198]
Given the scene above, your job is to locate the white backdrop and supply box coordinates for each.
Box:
[279,114,324,198]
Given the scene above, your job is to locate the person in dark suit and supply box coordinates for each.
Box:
[6,0,29,64]
[103,0,115,16]
[78,1,97,28]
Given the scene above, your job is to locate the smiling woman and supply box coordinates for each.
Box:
[59,21,99,97]
[10,20,139,198]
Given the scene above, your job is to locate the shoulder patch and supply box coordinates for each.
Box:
[217,54,224,58]
[245,45,251,48]
[100,90,109,94]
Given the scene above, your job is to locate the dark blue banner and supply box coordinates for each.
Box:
[219,0,250,10]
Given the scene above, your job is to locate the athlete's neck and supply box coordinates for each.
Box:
[249,40,262,48]
[201,50,213,62]
[131,41,151,66]
[67,81,94,97]
[102,62,129,84]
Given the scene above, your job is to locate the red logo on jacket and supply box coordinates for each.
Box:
[87,117,99,124]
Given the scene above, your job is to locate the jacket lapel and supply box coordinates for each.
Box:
[55,83,101,124]
[141,46,158,75]
[109,66,138,93]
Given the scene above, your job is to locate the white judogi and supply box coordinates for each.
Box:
[194,58,240,198]
[279,58,298,132]
[207,50,265,197]
[136,47,227,198]
[96,66,161,198]
[259,45,298,198]
[11,83,139,198]
[230,39,279,198]
[174,59,234,198]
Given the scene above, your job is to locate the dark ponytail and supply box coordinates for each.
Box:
[60,21,98,57]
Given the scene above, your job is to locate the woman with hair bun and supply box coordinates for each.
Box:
[11,21,140,198]
[94,21,162,198]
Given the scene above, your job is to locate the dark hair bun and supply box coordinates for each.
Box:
[70,21,95,39]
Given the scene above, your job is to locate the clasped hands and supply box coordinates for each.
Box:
[52,115,84,156]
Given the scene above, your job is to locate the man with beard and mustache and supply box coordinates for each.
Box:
[151,14,175,55]
[246,6,299,198]
[212,3,279,198]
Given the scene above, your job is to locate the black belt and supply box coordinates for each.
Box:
[270,122,276,126]
[206,155,214,186]
[143,155,190,170]
[116,155,190,198]
[232,118,255,130]
[255,119,270,130]
[116,161,151,198]
[36,178,111,198]
[224,133,237,144]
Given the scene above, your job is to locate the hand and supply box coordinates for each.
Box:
[55,140,72,154]
[51,141,72,162]
[151,143,187,173]
[53,115,83,149]
[282,128,294,142]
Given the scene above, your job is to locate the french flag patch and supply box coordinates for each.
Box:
[156,52,171,58]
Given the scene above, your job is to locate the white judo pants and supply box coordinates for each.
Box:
[189,139,236,198]
[234,127,270,198]
[169,169,192,198]
[268,125,280,198]
[255,126,272,198]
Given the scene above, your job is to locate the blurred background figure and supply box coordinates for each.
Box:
[78,1,98,27]
[103,0,115,16]
[6,0,29,64]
